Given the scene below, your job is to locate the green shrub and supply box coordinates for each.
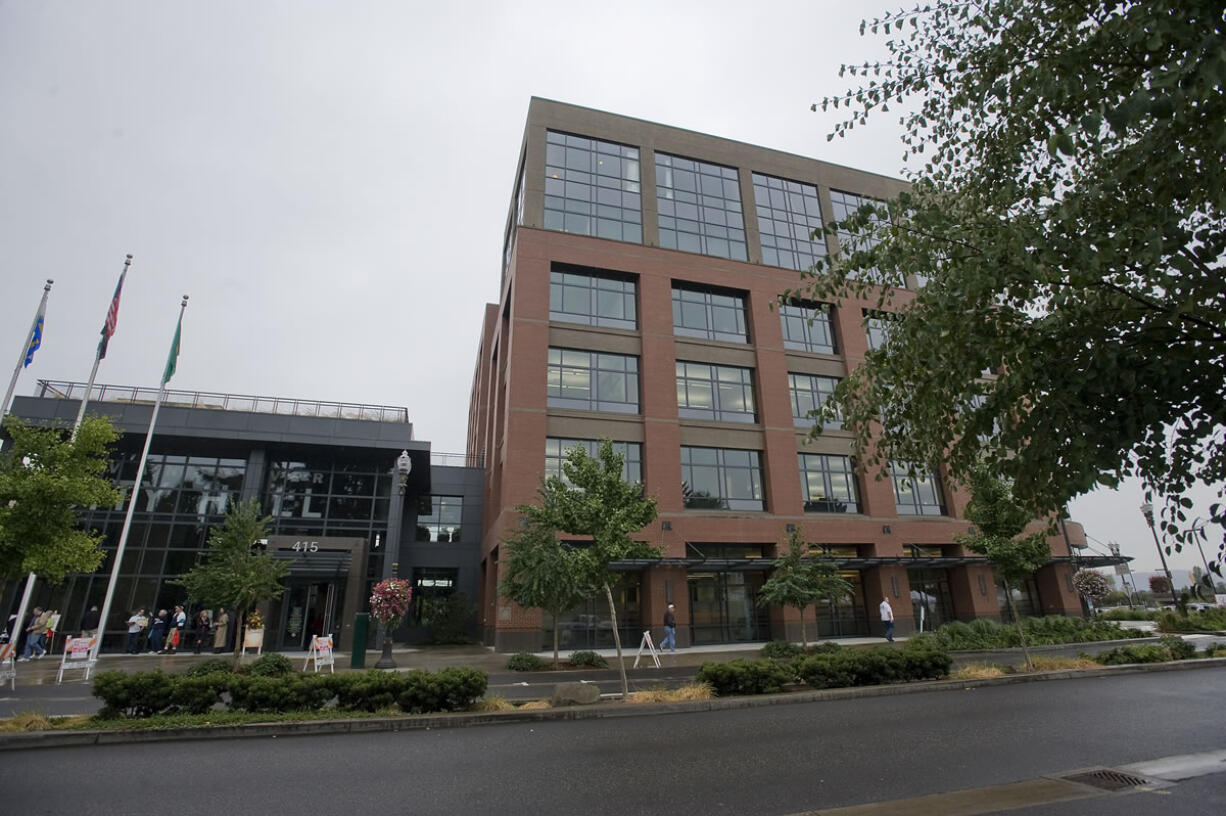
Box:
[333,670,405,712]
[182,658,234,677]
[760,641,804,660]
[1098,607,1158,621]
[567,650,608,668]
[695,659,795,696]
[1095,644,1172,665]
[807,641,842,655]
[93,671,175,718]
[797,645,952,690]
[1157,635,1196,660]
[505,652,547,672]
[396,667,488,713]
[1156,608,1226,633]
[248,652,295,677]
[928,616,1136,651]
[168,674,229,714]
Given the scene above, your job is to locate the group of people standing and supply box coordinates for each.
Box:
[124,606,230,655]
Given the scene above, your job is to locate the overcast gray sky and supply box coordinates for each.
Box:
[1,0,1219,579]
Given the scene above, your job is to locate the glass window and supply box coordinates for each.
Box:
[545,438,642,485]
[547,348,639,413]
[681,446,765,511]
[676,362,757,423]
[656,153,746,260]
[865,311,897,351]
[416,496,464,542]
[545,131,642,243]
[779,301,835,354]
[788,373,842,429]
[671,285,749,343]
[798,453,860,513]
[829,189,887,275]
[891,461,946,516]
[549,266,637,330]
[752,172,826,270]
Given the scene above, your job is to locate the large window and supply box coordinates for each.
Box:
[264,458,389,529]
[890,461,946,516]
[864,310,897,351]
[544,130,642,243]
[545,438,642,485]
[656,153,746,260]
[829,189,887,268]
[752,172,826,271]
[798,453,860,513]
[676,362,756,423]
[672,285,749,343]
[549,266,637,330]
[122,454,246,516]
[779,301,836,354]
[681,447,765,511]
[416,496,463,542]
[789,373,842,429]
[546,348,639,413]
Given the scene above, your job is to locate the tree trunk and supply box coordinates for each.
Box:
[603,582,628,701]
[1003,581,1034,672]
[799,605,808,648]
[551,606,561,669]
[231,604,246,665]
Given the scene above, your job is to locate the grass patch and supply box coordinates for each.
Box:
[0,712,96,732]
[627,683,715,704]
[472,696,516,713]
[949,663,1009,680]
[516,700,551,711]
[1030,656,1100,671]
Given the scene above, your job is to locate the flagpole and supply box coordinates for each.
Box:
[72,255,132,437]
[2,280,53,418]
[93,295,188,658]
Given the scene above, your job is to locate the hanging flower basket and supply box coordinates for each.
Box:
[370,578,413,632]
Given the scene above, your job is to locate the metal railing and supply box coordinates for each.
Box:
[35,380,410,424]
[430,451,485,468]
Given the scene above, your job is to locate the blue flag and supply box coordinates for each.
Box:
[23,311,45,368]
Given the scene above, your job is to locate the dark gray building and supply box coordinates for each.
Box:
[2,380,483,652]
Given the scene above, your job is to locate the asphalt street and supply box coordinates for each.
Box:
[1,666,1223,816]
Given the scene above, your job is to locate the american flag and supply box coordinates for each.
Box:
[97,255,131,360]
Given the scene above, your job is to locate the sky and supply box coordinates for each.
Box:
[0,1,1220,580]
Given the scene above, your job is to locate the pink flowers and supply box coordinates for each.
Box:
[369,578,413,628]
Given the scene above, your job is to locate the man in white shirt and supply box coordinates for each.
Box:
[879,598,895,643]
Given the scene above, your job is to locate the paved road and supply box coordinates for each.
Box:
[1,666,1223,815]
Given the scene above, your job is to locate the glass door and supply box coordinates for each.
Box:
[688,572,768,644]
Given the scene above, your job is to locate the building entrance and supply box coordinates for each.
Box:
[277,579,340,651]
[907,569,955,631]
[687,571,768,644]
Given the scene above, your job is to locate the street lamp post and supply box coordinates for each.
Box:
[1140,502,1181,609]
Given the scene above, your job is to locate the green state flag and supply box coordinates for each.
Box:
[162,313,182,384]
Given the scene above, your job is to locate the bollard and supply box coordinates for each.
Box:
[350,612,369,669]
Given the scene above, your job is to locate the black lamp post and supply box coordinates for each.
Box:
[374,451,413,669]
[1140,502,1181,609]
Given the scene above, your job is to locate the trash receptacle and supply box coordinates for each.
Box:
[351,612,369,669]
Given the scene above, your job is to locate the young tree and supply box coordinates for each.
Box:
[955,466,1051,671]
[519,440,659,699]
[794,1,1226,565]
[0,416,121,582]
[758,528,853,647]
[499,518,595,668]
[172,499,288,661]
[1149,574,1172,596]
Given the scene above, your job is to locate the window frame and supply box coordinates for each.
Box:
[680,446,765,511]
[546,347,640,414]
[798,453,860,513]
[676,361,757,423]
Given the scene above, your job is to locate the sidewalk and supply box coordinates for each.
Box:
[5,637,905,686]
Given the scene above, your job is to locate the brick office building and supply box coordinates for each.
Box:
[469,98,1091,653]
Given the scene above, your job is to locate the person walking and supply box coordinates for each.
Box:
[17,607,49,661]
[660,602,677,653]
[148,609,168,653]
[192,608,212,654]
[880,597,895,643]
[126,608,148,654]
[212,608,229,654]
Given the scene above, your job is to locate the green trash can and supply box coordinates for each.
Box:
[351,612,369,669]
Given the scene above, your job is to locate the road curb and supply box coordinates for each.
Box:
[2,656,1224,751]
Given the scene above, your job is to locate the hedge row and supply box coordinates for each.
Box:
[92,667,488,719]
[1094,635,1198,665]
[696,644,952,696]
